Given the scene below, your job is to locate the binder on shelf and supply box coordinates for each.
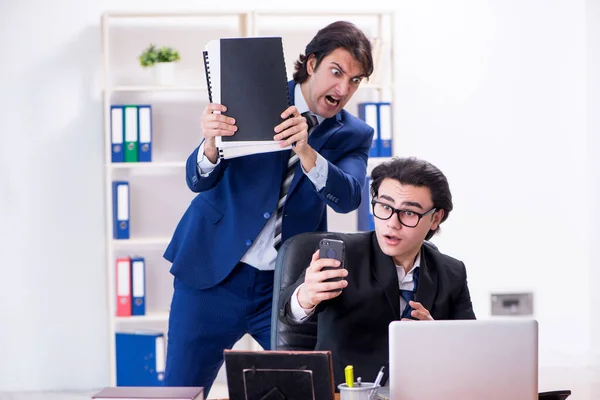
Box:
[203,36,291,159]
[131,257,146,316]
[112,181,130,239]
[111,105,125,163]
[115,332,166,386]
[378,102,393,157]
[116,257,132,317]
[358,102,380,158]
[357,176,375,231]
[92,386,204,400]
[124,105,139,162]
[138,105,152,162]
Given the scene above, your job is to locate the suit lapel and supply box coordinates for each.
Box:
[370,233,401,320]
[415,245,438,313]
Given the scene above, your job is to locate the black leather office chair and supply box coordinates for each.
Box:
[270,231,571,400]
[271,231,328,351]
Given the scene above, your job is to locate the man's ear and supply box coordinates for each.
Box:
[430,209,444,231]
[306,54,317,75]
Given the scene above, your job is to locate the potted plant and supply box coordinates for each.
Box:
[139,44,181,85]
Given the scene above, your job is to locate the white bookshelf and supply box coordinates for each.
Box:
[111,85,208,92]
[101,10,395,388]
[115,311,170,323]
[111,237,173,247]
[108,161,186,169]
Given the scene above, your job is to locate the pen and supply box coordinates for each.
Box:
[373,366,385,388]
[344,365,354,388]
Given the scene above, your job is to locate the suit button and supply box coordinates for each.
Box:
[264,212,271,219]
[246,239,252,246]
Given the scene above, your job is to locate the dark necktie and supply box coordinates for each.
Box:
[273,112,319,250]
[400,267,420,319]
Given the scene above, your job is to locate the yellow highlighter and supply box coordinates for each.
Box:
[344,365,355,388]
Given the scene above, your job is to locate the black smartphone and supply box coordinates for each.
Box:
[319,238,345,284]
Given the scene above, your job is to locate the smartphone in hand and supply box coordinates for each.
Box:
[319,238,345,286]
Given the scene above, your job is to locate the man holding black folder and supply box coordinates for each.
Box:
[164,21,375,393]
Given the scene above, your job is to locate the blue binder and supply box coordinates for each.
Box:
[357,176,375,231]
[116,332,166,386]
[378,102,393,157]
[131,257,146,316]
[138,105,152,162]
[112,181,130,239]
[358,102,380,158]
[111,105,125,162]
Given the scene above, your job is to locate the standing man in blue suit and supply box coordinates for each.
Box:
[163,21,375,393]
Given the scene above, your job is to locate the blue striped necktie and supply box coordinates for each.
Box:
[400,267,420,319]
[273,112,319,250]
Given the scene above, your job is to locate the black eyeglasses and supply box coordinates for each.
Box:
[371,199,437,228]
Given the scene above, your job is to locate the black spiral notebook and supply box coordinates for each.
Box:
[203,37,291,159]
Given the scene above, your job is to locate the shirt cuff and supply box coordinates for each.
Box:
[302,152,328,191]
[196,140,220,176]
[289,284,316,322]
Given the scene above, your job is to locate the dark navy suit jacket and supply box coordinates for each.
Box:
[279,232,476,387]
[164,80,374,289]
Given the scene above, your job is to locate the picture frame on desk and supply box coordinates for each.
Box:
[224,350,335,400]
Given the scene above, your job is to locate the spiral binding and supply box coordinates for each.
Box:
[204,50,222,158]
[202,50,213,103]
[280,39,291,108]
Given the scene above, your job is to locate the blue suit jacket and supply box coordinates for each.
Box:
[164,81,374,289]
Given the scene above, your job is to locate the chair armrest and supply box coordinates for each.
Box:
[538,390,571,400]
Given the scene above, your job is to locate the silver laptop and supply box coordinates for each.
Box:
[388,319,538,400]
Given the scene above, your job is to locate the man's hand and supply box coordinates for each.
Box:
[274,105,309,149]
[401,301,434,321]
[297,250,348,309]
[201,103,237,163]
[274,106,318,171]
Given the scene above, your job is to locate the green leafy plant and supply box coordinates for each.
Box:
[139,44,181,67]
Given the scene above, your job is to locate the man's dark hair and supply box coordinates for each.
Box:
[293,21,374,83]
[370,157,453,240]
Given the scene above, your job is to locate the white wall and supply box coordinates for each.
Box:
[587,0,600,367]
[394,0,592,368]
[0,1,108,392]
[0,0,597,391]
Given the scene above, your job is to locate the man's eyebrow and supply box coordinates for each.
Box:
[400,201,424,210]
[331,61,364,79]
[331,62,347,75]
[378,194,395,204]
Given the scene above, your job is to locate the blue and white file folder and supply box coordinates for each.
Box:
[358,176,375,231]
[130,257,146,316]
[138,105,153,162]
[111,105,125,162]
[116,332,166,386]
[112,181,130,239]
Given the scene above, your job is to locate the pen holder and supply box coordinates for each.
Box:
[338,382,381,400]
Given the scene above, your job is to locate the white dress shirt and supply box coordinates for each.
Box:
[289,253,422,321]
[195,84,328,270]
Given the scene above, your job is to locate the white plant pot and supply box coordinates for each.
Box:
[153,62,175,86]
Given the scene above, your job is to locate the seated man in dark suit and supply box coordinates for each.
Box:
[279,156,476,387]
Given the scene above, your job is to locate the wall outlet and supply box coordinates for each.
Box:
[490,292,534,316]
